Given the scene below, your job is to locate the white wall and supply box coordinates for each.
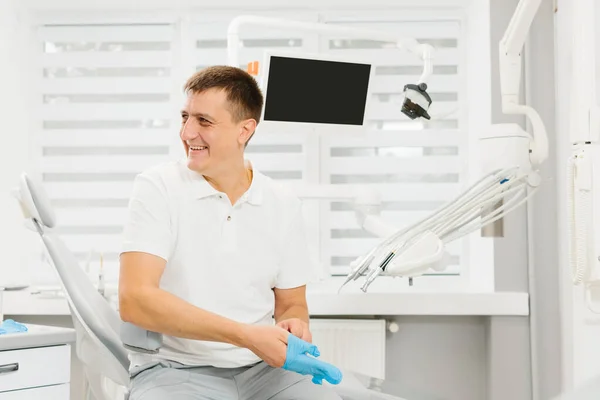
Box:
[522,0,562,397]
[487,1,561,399]
[385,316,487,400]
[555,0,600,391]
[0,0,37,287]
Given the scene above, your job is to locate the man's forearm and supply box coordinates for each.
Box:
[276,304,309,324]
[120,287,248,347]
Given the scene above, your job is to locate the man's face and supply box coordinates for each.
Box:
[180,88,253,176]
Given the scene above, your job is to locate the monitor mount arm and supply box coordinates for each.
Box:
[227,15,435,120]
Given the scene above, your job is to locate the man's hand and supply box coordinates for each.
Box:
[282,335,343,385]
[242,325,290,368]
[277,318,312,343]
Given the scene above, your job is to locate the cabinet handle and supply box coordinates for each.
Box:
[0,363,19,374]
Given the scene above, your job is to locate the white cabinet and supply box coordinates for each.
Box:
[0,345,70,393]
[0,325,75,400]
[0,384,70,399]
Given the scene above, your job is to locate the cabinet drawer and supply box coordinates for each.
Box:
[0,383,70,399]
[0,345,70,393]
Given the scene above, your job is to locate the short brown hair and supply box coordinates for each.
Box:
[183,66,264,125]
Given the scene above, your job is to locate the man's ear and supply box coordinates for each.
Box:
[239,119,257,146]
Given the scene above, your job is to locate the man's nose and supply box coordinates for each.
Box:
[180,119,199,140]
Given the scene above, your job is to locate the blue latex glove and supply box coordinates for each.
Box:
[282,334,343,385]
[0,319,28,335]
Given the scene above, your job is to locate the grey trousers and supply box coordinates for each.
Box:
[128,360,342,400]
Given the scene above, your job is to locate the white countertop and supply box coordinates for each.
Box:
[1,278,529,317]
[307,291,528,316]
[0,324,76,351]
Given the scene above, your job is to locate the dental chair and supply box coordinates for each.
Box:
[15,171,409,400]
[15,172,130,400]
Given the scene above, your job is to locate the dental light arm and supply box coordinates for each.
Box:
[227,15,434,119]
[227,15,433,84]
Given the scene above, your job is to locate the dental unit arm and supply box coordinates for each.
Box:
[346,0,549,292]
[227,0,549,292]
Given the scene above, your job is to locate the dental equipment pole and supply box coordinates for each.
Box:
[480,0,547,237]
[484,3,549,400]
[479,0,547,237]
[496,0,548,166]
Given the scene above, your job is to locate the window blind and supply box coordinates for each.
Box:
[317,18,464,276]
[32,11,466,283]
[37,23,177,282]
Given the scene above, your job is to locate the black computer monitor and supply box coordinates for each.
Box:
[261,54,372,126]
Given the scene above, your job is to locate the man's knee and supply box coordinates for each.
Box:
[128,365,191,400]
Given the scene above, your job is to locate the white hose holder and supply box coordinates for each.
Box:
[480,123,533,176]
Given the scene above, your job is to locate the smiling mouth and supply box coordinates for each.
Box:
[189,145,208,151]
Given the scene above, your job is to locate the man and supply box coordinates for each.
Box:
[119,65,342,399]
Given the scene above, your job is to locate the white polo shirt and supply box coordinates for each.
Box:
[121,159,313,368]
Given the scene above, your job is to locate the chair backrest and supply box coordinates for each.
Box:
[16,172,130,386]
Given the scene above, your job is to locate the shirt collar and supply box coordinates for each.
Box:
[187,159,263,205]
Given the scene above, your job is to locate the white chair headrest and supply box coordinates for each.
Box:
[17,172,56,228]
